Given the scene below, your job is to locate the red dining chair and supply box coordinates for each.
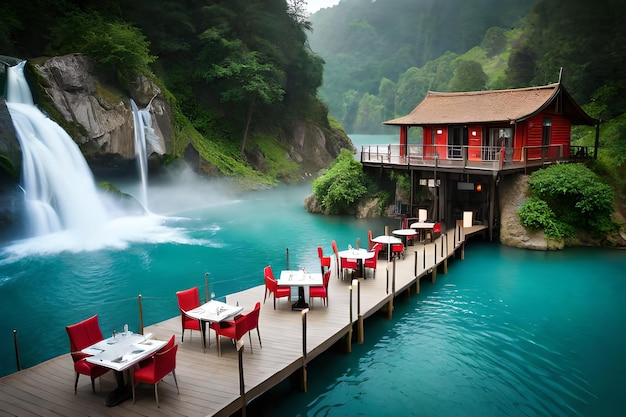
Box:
[175,287,202,344]
[391,243,405,259]
[132,344,179,407]
[309,269,331,307]
[317,246,332,274]
[433,222,442,240]
[139,334,176,368]
[65,314,110,394]
[211,302,262,356]
[264,265,290,309]
[332,240,357,279]
[364,243,382,278]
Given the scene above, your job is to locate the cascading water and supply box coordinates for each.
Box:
[131,99,149,211]
[131,97,164,212]
[6,61,109,238]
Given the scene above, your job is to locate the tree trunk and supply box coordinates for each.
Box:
[240,97,255,157]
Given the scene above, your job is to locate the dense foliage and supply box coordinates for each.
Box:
[312,149,368,214]
[309,0,535,133]
[0,0,328,180]
[309,0,626,142]
[518,164,619,240]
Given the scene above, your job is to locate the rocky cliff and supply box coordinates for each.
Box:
[1,54,346,180]
[34,54,171,176]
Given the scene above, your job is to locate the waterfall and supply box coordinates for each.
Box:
[131,97,164,212]
[6,61,109,238]
[130,99,149,211]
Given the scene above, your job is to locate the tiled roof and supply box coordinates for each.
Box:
[384,83,591,125]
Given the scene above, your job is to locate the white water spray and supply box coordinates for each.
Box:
[6,61,109,238]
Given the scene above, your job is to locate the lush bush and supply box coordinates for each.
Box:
[519,163,619,239]
[518,196,575,239]
[48,11,155,83]
[313,149,367,214]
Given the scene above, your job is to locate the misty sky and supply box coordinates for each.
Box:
[306,0,341,14]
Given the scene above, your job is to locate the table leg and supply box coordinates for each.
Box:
[200,319,207,352]
[105,370,132,407]
[291,286,309,311]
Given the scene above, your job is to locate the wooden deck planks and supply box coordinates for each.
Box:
[0,225,487,417]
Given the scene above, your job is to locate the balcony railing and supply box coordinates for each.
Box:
[359,144,592,172]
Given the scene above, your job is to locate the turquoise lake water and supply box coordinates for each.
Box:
[1,134,625,416]
[249,242,626,417]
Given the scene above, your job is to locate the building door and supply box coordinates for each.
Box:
[486,127,512,161]
[448,126,466,159]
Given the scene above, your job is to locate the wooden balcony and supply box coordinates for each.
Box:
[359,144,593,174]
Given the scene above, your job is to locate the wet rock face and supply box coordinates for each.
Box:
[32,54,171,169]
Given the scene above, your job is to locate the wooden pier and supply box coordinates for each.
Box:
[0,224,486,417]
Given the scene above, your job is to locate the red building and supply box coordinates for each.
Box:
[361,80,597,239]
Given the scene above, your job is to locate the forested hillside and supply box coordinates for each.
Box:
[309,0,536,132]
[309,0,626,136]
[0,0,334,184]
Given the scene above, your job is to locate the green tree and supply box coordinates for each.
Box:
[395,67,429,117]
[313,149,368,214]
[378,77,397,122]
[354,93,385,133]
[481,27,507,58]
[200,33,286,156]
[448,60,488,92]
[48,10,156,83]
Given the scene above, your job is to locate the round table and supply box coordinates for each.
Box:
[410,221,436,242]
[392,228,418,246]
[372,235,402,262]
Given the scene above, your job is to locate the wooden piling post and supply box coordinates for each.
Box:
[301,308,309,392]
[347,284,353,353]
[137,294,144,335]
[237,340,246,417]
[356,279,364,344]
[205,272,210,303]
[13,329,21,371]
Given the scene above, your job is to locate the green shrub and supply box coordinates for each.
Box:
[313,149,367,214]
[518,197,575,239]
[519,163,619,240]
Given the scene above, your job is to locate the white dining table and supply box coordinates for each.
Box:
[410,221,436,242]
[337,248,375,278]
[185,300,244,351]
[372,235,402,262]
[84,332,166,406]
[277,270,323,310]
[392,228,418,246]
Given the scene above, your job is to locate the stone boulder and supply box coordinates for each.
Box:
[498,174,563,250]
